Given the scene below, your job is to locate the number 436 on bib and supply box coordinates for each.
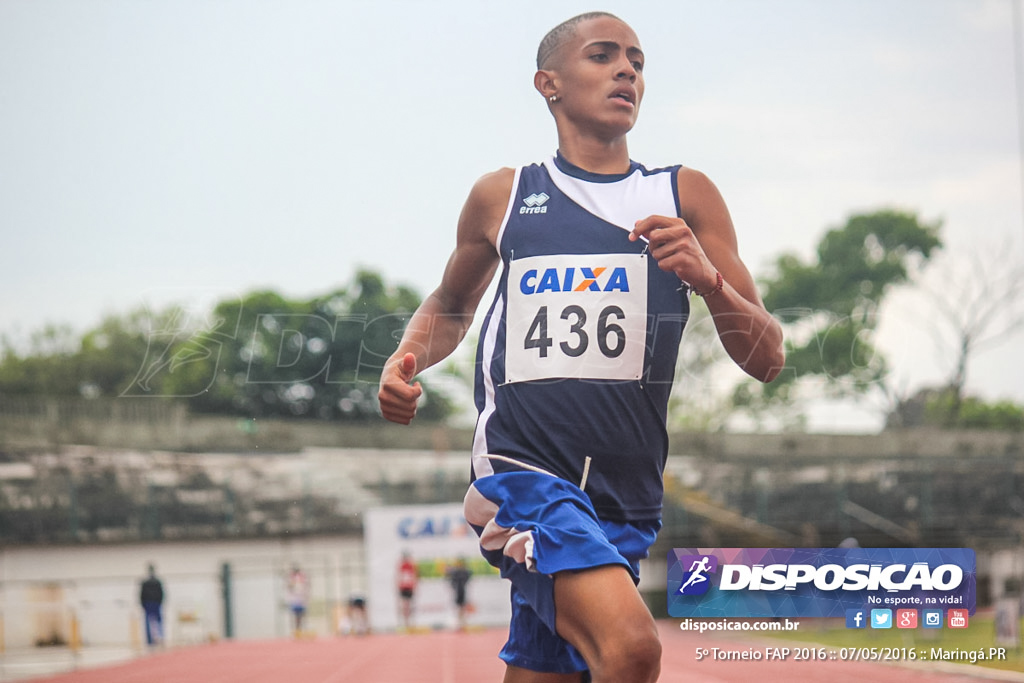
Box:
[505,253,648,383]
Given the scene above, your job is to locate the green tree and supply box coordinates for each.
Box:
[0,324,79,395]
[952,396,1024,430]
[743,209,942,416]
[0,269,451,421]
[892,387,1024,431]
[138,269,448,420]
[0,313,172,398]
[78,310,177,397]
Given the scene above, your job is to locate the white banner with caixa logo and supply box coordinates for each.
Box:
[363,504,510,631]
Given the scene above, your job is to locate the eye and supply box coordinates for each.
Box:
[632,60,644,72]
[590,52,609,62]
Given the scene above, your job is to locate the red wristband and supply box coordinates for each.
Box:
[695,271,723,297]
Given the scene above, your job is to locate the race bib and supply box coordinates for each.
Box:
[505,253,648,383]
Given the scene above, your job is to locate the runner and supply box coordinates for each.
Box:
[379,12,784,682]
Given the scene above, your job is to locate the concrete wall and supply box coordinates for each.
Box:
[3,397,1022,458]
[0,535,366,650]
[0,397,471,452]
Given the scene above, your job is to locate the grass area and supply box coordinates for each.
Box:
[759,612,1024,673]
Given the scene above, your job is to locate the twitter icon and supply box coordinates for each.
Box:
[870,609,892,629]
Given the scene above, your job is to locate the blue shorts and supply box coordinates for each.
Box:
[464,471,660,674]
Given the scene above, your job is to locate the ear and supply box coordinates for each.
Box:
[534,69,558,101]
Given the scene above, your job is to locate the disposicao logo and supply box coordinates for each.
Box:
[667,548,976,619]
[676,555,718,596]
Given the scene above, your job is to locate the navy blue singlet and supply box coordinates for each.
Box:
[471,153,690,522]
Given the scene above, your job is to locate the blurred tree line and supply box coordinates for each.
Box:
[745,209,1024,430]
[0,269,452,421]
[672,209,1024,431]
[2,211,1022,429]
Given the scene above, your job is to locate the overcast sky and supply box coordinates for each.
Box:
[2,0,1022,430]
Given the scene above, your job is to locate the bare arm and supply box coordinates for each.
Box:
[630,168,785,382]
[377,168,513,423]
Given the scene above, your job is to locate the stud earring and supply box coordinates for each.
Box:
[549,95,559,103]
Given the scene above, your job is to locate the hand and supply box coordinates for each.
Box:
[377,352,422,425]
[630,215,718,294]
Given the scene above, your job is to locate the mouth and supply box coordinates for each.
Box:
[610,89,636,106]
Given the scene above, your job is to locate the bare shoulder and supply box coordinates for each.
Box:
[676,165,717,194]
[472,166,516,199]
[465,167,516,218]
[459,167,517,246]
[675,166,730,228]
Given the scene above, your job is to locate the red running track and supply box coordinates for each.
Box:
[28,622,1012,683]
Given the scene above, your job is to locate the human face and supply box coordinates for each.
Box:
[549,17,645,140]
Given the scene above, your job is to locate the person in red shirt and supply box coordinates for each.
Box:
[396,552,418,631]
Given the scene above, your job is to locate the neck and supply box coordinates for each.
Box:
[555,131,631,174]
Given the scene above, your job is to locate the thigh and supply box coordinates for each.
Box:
[553,565,658,669]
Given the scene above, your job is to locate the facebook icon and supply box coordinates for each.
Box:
[846,609,866,629]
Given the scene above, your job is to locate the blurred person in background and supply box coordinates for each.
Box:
[446,557,473,630]
[286,564,311,636]
[139,563,164,647]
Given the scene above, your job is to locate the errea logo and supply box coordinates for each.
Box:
[520,192,549,214]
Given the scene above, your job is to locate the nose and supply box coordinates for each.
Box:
[616,57,636,82]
